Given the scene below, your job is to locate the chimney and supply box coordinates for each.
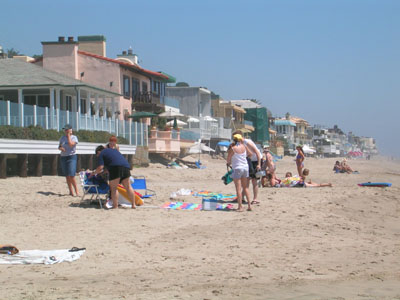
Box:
[77,35,107,57]
[68,36,74,42]
[128,48,133,55]
[122,50,127,55]
[58,36,65,42]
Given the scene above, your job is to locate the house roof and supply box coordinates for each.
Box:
[274,119,296,127]
[290,116,309,125]
[0,59,120,97]
[228,100,263,109]
[77,50,171,82]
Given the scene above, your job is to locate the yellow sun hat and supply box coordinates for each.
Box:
[233,134,243,141]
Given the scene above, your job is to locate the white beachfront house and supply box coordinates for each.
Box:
[0,59,146,146]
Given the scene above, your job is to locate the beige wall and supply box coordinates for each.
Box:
[78,41,106,56]
[42,43,78,79]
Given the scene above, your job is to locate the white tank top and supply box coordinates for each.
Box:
[232,145,248,170]
[244,138,261,162]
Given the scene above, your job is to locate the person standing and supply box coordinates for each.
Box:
[227,134,252,212]
[106,135,120,151]
[58,124,79,196]
[91,145,135,209]
[295,145,305,176]
[261,145,277,186]
[233,130,262,204]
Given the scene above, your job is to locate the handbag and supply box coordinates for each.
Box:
[221,165,233,185]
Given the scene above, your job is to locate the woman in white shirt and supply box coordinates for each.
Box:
[227,134,252,212]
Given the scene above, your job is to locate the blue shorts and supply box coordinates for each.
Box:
[232,168,249,179]
[60,155,77,177]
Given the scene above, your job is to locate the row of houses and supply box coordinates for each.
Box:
[271,113,378,157]
[0,35,377,161]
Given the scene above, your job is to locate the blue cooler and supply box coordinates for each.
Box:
[202,198,218,210]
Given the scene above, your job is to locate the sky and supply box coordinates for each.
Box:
[1,0,399,157]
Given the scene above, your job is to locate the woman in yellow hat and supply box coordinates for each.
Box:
[227,134,252,212]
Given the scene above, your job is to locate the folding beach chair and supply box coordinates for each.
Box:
[131,175,156,199]
[79,171,109,208]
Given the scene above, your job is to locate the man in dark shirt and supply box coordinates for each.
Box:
[91,145,135,209]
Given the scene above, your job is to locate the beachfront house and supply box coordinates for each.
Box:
[31,35,180,155]
[229,100,269,145]
[0,58,124,134]
[274,118,296,151]
[211,99,248,138]
[165,86,232,148]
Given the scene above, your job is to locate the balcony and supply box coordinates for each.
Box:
[132,92,161,108]
[148,129,180,153]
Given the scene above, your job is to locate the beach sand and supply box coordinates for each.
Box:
[1,155,399,299]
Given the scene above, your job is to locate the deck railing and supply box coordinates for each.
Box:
[0,100,147,146]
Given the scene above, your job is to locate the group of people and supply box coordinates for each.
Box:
[226,130,263,212]
[58,124,135,209]
[333,159,355,174]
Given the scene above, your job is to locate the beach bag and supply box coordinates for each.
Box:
[221,166,233,185]
[0,245,19,255]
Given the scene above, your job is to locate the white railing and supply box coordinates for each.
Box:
[0,138,136,155]
[0,100,147,146]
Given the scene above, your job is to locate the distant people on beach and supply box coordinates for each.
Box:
[295,145,305,176]
[91,145,135,209]
[340,159,354,174]
[58,124,79,196]
[226,134,252,212]
[106,135,120,151]
[232,130,262,205]
[333,161,342,173]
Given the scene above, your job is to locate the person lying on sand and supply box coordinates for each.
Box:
[302,169,333,187]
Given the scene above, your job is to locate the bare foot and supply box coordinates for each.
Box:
[131,206,136,209]
[237,207,244,212]
[247,207,252,211]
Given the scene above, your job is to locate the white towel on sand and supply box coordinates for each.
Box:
[0,248,85,265]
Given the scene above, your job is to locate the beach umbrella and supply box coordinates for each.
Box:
[166,119,187,128]
[187,116,200,123]
[128,111,158,119]
[202,116,217,122]
[158,110,184,118]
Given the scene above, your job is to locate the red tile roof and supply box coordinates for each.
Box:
[77,50,169,80]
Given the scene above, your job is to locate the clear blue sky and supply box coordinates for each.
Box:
[1,0,399,157]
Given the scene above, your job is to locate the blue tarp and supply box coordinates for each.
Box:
[217,141,231,147]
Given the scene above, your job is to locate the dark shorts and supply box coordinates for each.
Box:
[247,158,258,179]
[108,166,131,182]
[60,155,77,177]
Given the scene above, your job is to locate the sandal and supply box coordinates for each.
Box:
[251,200,260,205]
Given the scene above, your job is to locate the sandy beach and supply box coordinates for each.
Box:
[1,155,400,299]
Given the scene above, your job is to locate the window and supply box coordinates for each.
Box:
[132,78,140,98]
[142,81,148,92]
[24,95,36,106]
[80,98,87,114]
[123,75,130,98]
[65,95,72,112]
[38,95,49,108]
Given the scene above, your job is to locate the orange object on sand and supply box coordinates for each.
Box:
[117,184,144,206]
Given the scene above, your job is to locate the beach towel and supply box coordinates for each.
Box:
[161,201,234,211]
[281,176,302,187]
[192,190,237,201]
[0,247,85,265]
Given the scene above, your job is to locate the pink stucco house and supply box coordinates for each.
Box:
[33,35,175,120]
